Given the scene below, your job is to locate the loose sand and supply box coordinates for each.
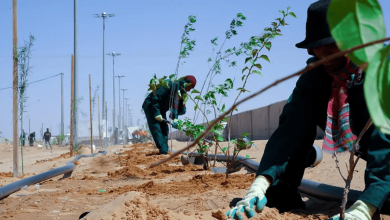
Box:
[0,140,387,220]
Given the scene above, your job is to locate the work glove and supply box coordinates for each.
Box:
[172,119,179,129]
[155,115,163,122]
[226,175,270,219]
[327,200,377,220]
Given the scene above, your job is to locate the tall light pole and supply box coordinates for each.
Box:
[127,104,130,126]
[115,75,125,128]
[106,52,120,133]
[124,97,129,127]
[93,12,115,120]
[60,72,64,136]
[73,0,79,146]
[121,88,128,130]
[129,108,133,127]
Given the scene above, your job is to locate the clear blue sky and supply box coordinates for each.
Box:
[1,0,390,138]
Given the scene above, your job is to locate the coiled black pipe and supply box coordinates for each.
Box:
[0,150,107,200]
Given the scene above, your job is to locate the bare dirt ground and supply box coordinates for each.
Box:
[0,140,388,220]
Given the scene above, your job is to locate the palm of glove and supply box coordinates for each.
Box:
[226,176,270,219]
[226,194,267,220]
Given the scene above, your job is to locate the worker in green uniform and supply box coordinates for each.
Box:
[227,1,390,220]
[142,75,197,154]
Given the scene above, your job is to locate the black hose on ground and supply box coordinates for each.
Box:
[182,152,390,214]
[0,150,107,200]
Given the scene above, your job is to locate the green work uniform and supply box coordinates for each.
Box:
[142,80,186,154]
[256,57,390,212]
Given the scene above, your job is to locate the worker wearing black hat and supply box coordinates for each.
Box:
[227,1,390,219]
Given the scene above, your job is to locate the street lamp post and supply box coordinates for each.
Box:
[115,75,125,129]
[127,104,130,126]
[93,12,115,120]
[106,52,121,133]
[124,97,129,127]
[121,88,128,131]
[60,72,64,136]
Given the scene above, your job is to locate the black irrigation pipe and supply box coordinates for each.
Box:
[0,150,107,200]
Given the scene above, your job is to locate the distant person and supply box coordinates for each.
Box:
[28,132,35,146]
[43,128,52,151]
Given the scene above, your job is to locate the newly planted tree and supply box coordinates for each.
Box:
[221,7,296,178]
[17,34,35,176]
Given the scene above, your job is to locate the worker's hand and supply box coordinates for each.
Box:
[226,176,270,219]
[326,200,376,220]
[155,115,163,122]
[172,119,179,129]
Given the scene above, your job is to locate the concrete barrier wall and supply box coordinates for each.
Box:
[169,100,325,141]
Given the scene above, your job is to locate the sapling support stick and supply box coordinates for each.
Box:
[150,36,390,168]
[338,118,373,220]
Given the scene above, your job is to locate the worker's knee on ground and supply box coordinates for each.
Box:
[306,144,323,168]
[265,180,306,212]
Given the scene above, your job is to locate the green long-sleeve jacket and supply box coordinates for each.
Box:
[142,79,186,120]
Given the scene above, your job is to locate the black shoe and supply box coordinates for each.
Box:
[265,180,306,213]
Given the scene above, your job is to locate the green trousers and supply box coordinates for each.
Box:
[143,107,169,154]
[257,65,390,211]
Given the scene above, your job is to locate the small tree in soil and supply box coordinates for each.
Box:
[147,9,295,173]
[17,34,36,176]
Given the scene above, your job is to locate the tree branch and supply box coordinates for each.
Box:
[150,36,390,168]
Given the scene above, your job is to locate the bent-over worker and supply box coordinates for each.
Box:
[142,75,196,154]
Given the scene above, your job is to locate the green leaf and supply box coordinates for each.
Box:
[260,55,270,63]
[265,42,271,50]
[252,49,258,58]
[241,75,246,81]
[246,154,250,159]
[254,63,262,70]
[245,57,251,63]
[194,105,198,111]
[194,95,203,101]
[213,129,223,135]
[217,136,225,142]
[191,89,201,94]
[242,132,250,137]
[189,15,197,23]
[221,104,225,112]
[208,57,212,62]
[327,0,385,65]
[364,45,390,135]
[242,66,249,73]
[252,70,261,75]
[279,10,285,15]
[288,12,297,18]
[222,147,227,153]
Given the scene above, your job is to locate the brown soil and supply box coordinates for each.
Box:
[0,141,389,220]
[0,172,14,178]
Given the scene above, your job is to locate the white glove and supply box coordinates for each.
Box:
[328,200,377,220]
[226,175,271,219]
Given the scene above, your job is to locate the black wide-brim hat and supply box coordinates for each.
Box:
[296,0,335,49]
